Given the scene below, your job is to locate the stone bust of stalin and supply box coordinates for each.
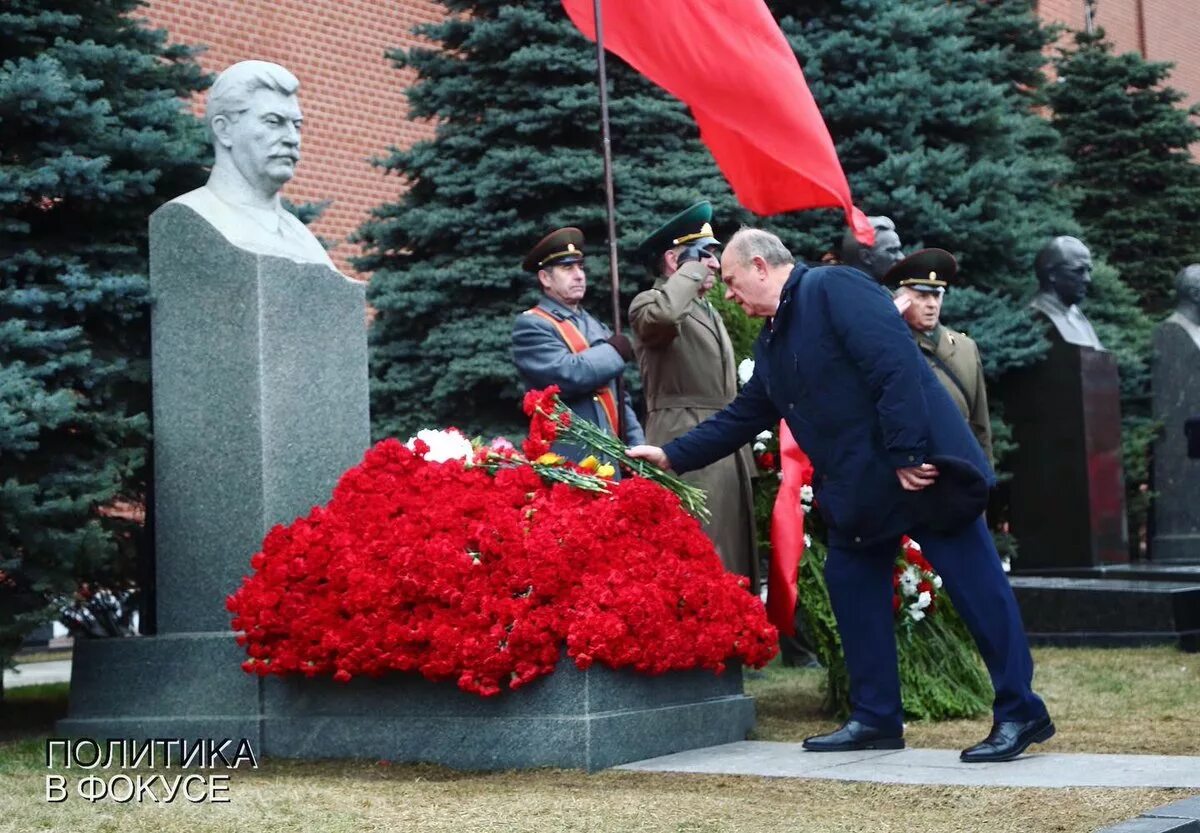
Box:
[171,60,336,270]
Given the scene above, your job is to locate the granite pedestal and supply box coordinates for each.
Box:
[1001,340,1128,569]
[62,204,370,744]
[59,637,755,771]
[1010,576,1200,651]
[263,657,754,771]
[1151,319,1200,563]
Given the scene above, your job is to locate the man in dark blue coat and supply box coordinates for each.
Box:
[629,228,1053,762]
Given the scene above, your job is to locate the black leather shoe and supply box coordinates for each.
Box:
[802,720,905,752]
[960,716,1055,762]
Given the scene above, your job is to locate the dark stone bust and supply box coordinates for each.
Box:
[1030,236,1104,351]
[840,215,905,282]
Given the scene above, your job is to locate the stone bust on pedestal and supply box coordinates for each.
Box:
[841,215,906,282]
[1150,264,1200,561]
[1165,264,1200,350]
[1030,236,1104,351]
[172,60,336,270]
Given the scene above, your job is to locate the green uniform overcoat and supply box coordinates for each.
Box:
[914,324,993,462]
[629,263,758,587]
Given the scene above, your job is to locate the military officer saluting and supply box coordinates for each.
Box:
[888,249,993,461]
[511,227,644,460]
[629,201,757,587]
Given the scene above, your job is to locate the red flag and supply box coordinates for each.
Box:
[560,0,874,245]
[768,421,813,636]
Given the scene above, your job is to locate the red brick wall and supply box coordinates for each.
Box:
[1038,0,1200,109]
[135,0,445,276]
[135,0,1200,277]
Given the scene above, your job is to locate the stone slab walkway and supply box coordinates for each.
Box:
[3,659,72,689]
[618,741,1200,789]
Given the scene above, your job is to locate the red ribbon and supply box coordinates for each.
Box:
[768,421,813,636]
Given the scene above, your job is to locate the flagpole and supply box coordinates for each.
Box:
[592,0,626,442]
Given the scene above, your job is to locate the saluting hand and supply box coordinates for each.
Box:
[896,463,939,491]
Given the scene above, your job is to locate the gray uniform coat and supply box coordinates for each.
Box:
[629,265,758,586]
[511,296,644,461]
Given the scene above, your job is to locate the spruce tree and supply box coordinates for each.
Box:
[759,0,1078,473]
[765,0,1075,293]
[0,0,209,670]
[356,0,744,441]
[758,0,1159,555]
[1048,28,1200,315]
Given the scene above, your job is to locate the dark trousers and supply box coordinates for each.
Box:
[824,516,1048,733]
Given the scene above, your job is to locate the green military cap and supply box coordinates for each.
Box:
[636,201,721,261]
[883,248,958,292]
[522,227,585,272]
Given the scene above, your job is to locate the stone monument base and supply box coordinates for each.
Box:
[59,637,755,772]
[1152,535,1200,564]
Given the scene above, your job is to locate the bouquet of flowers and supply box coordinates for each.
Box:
[521,387,710,521]
[227,389,776,697]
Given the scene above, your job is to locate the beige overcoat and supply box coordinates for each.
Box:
[914,324,993,462]
[629,264,758,587]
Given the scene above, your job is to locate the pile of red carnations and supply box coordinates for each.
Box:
[227,391,777,697]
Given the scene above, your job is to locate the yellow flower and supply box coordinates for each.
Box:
[596,463,616,479]
[578,455,600,472]
[535,452,565,466]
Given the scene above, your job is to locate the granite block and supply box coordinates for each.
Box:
[149,203,369,634]
[58,634,262,749]
[1096,819,1199,833]
[1146,798,1200,821]
[1011,577,1200,650]
[1000,341,1128,568]
[262,658,754,770]
[263,697,754,772]
[1152,321,1200,563]
[263,657,744,718]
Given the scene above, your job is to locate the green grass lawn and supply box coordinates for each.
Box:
[752,645,1200,755]
[0,647,1196,833]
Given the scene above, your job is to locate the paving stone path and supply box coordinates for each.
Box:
[620,740,1200,789]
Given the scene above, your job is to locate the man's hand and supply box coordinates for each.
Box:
[671,260,716,296]
[626,445,672,471]
[606,332,634,361]
[897,463,939,491]
[893,293,913,316]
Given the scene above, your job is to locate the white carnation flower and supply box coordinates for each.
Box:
[799,484,814,503]
[907,606,926,622]
[755,429,774,442]
[406,428,473,463]
[753,441,766,452]
[737,358,755,386]
[932,575,943,589]
[899,572,918,595]
[803,533,812,548]
[916,590,932,610]
[1001,556,1012,574]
